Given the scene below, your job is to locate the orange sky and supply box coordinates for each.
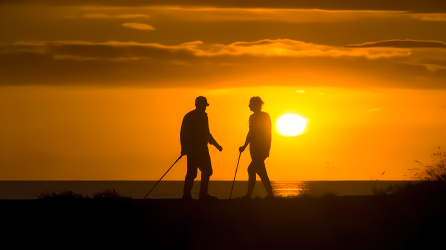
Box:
[1,0,446,180]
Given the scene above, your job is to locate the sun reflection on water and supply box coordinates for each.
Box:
[271,181,310,198]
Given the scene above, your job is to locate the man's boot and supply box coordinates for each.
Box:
[199,176,218,200]
[182,177,194,200]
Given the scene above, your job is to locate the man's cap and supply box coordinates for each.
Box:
[195,96,209,106]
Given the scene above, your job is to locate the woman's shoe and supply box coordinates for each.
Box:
[240,195,251,200]
[264,194,275,200]
[182,194,193,200]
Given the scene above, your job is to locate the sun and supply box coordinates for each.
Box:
[276,114,307,136]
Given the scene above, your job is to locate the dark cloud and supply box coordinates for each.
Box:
[419,58,446,67]
[1,0,445,13]
[232,41,276,47]
[1,39,446,89]
[50,43,196,60]
[346,39,446,49]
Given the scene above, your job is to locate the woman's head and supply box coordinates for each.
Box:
[249,96,264,112]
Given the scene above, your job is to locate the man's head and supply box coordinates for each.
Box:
[195,96,209,111]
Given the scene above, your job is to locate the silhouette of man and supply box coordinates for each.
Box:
[181,96,223,200]
[239,96,274,199]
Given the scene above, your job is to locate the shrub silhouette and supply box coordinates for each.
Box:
[38,190,87,200]
[38,189,130,200]
[93,189,131,199]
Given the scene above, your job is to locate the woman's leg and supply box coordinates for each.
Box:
[257,161,274,197]
[244,161,257,198]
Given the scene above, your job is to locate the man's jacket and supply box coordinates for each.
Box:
[180,109,217,153]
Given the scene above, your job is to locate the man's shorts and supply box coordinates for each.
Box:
[186,148,213,178]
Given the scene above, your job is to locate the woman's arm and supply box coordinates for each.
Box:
[239,130,251,153]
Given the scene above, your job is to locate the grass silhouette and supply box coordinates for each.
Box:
[371,147,446,196]
[412,146,446,181]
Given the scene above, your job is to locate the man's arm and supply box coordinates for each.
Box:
[208,133,218,146]
[208,133,222,151]
[206,115,222,152]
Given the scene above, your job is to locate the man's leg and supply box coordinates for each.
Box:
[200,173,210,197]
[183,155,198,199]
[198,150,216,199]
[183,175,195,198]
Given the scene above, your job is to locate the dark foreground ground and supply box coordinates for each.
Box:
[3,189,446,249]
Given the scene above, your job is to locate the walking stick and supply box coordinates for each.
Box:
[143,155,183,199]
[229,152,242,199]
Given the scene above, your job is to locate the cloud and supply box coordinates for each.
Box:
[117,14,149,18]
[121,23,155,30]
[424,64,446,72]
[207,39,412,59]
[346,40,446,49]
[412,14,446,22]
[2,0,446,13]
[8,39,408,59]
[84,14,110,18]
[146,8,407,23]
[1,39,446,89]
[84,14,149,18]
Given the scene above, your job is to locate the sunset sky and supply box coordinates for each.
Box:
[1,0,445,181]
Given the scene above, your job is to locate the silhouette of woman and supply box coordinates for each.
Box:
[239,97,274,199]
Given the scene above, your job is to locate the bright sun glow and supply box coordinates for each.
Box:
[276,114,307,136]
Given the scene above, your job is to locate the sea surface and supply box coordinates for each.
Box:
[0,181,417,199]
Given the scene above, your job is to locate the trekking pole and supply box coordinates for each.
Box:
[143,155,183,199]
[229,152,242,199]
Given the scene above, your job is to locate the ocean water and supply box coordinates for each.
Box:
[0,181,417,199]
